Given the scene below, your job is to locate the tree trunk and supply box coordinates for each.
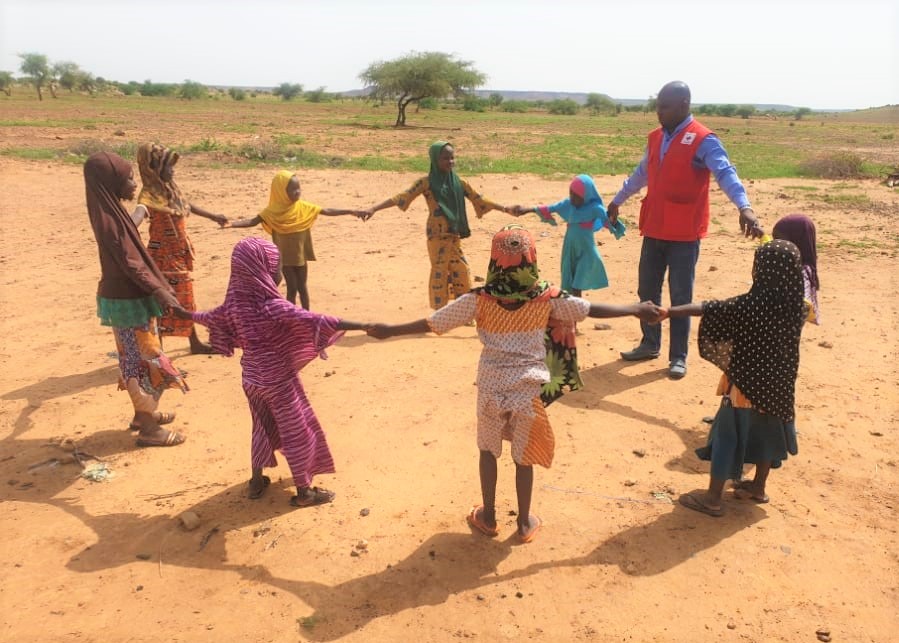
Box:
[49,82,58,99]
[36,83,43,101]
[395,95,407,127]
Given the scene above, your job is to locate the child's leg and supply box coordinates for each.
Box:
[283,266,299,305]
[188,324,214,354]
[679,475,727,517]
[735,462,772,502]
[478,450,498,529]
[295,264,310,310]
[570,288,582,298]
[515,463,540,539]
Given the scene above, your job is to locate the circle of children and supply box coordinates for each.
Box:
[85,133,820,543]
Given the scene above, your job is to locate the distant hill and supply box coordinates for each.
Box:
[338,88,809,111]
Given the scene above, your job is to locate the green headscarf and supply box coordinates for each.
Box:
[428,141,470,238]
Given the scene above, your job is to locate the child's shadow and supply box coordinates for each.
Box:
[522,500,767,578]
[558,359,708,469]
[254,531,518,641]
[1,364,120,438]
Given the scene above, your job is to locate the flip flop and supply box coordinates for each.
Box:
[128,411,176,431]
[135,429,186,448]
[466,505,499,537]
[247,475,271,500]
[290,487,335,507]
[678,492,724,517]
[733,481,770,504]
[517,515,542,544]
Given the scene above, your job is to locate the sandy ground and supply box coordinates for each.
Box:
[1,158,897,642]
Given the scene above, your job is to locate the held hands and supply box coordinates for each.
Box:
[212,214,229,227]
[357,209,375,222]
[607,202,620,225]
[634,301,668,324]
[153,287,189,319]
[366,324,393,340]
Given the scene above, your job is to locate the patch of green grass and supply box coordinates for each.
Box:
[188,138,220,152]
[0,147,59,160]
[784,185,819,191]
[274,133,306,146]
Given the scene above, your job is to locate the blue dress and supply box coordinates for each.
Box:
[537,175,624,292]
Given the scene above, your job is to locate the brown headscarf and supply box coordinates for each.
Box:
[84,151,168,299]
[137,143,190,215]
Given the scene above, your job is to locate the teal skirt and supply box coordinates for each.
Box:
[97,295,163,328]
[696,401,798,481]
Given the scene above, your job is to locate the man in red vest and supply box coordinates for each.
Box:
[608,81,762,379]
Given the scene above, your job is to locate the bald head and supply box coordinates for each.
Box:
[656,81,692,132]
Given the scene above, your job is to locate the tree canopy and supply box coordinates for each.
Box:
[360,51,485,126]
[19,53,51,100]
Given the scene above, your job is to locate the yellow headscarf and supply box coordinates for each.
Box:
[258,170,322,234]
[136,143,189,216]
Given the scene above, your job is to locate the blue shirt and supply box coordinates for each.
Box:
[611,115,751,210]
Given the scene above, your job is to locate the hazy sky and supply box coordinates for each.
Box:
[2,0,897,110]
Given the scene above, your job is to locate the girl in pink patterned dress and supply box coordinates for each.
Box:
[185,238,369,506]
[368,224,661,542]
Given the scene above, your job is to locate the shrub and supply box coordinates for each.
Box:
[501,100,530,113]
[798,152,866,179]
[228,87,247,101]
[418,97,438,109]
[462,96,488,112]
[548,99,579,115]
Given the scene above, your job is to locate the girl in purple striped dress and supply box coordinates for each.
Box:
[184,238,369,506]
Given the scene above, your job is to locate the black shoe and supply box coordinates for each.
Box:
[668,359,687,379]
[620,345,660,361]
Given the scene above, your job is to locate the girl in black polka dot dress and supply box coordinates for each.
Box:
[662,240,807,517]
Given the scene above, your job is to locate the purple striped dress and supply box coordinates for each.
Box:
[192,238,344,486]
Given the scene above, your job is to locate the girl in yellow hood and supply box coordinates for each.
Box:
[229,171,366,309]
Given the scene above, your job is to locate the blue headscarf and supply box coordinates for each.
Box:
[537,174,626,238]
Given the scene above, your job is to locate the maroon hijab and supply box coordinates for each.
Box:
[84,152,167,298]
[772,214,819,289]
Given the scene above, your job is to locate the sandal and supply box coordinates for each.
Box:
[248,475,271,500]
[466,505,499,537]
[135,428,186,448]
[733,480,770,503]
[290,487,335,507]
[678,492,724,517]
[128,411,176,431]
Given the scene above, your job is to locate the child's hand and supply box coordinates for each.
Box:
[358,209,374,222]
[366,324,393,340]
[170,305,193,320]
[634,301,665,324]
[220,220,232,229]
[213,214,229,227]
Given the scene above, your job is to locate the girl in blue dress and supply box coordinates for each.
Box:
[520,174,625,296]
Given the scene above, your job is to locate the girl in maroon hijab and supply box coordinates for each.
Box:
[84,151,188,447]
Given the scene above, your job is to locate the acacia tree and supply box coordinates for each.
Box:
[0,71,13,96]
[53,61,81,92]
[360,52,485,126]
[19,53,51,100]
[273,82,303,100]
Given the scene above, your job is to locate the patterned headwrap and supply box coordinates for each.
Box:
[480,224,582,405]
[483,223,548,301]
[137,143,189,216]
[699,239,806,421]
[428,141,470,238]
[257,170,323,235]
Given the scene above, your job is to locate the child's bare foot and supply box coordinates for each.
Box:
[248,475,271,499]
[517,514,542,544]
[190,340,215,355]
[290,486,335,508]
[733,480,770,503]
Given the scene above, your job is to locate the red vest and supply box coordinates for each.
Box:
[639,119,713,241]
